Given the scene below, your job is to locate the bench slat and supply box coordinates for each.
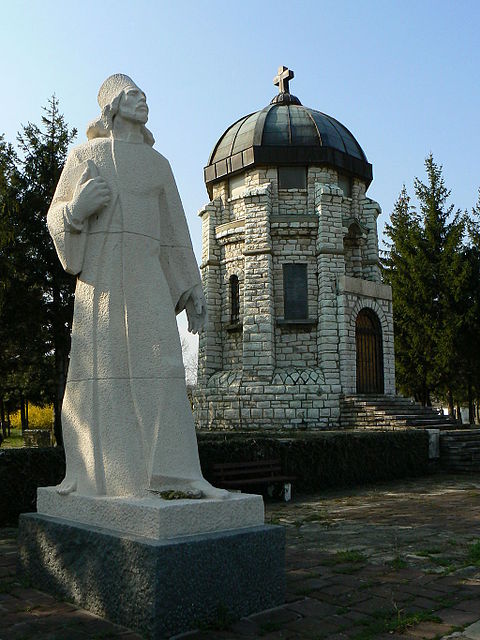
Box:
[213,466,282,478]
[213,459,282,470]
[217,475,296,487]
[210,459,295,500]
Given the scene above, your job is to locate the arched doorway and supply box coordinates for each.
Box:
[356,308,384,394]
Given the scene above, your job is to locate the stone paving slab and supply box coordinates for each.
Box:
[1,473,480,639]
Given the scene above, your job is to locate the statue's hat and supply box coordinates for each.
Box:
[98,74,140,109]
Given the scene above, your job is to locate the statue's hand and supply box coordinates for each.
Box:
[71,162,111,223]
[185,285,207,335]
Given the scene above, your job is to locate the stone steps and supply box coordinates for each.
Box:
[440,429,480,472]
[340,394,458,431]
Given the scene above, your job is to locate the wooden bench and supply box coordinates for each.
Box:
[212,459,295,501]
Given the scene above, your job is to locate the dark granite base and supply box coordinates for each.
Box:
[18,513,285,639]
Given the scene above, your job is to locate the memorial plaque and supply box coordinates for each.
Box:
[283,263,308,320]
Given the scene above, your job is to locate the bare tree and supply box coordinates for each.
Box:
[180,335,198,387]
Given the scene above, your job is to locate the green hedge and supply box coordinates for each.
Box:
[198,430,430,492]
[0,430,429,525]
[0,448,65,526]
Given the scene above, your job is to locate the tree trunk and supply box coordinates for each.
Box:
[20,395,27,432]
[53,349,68,447]
[420,382,429,407]
[468,384,474,425]
[447,389,455,417]
[25,398,29,430]
[456,402,462,424]
[51,283,70,448]
[0,399,5,437]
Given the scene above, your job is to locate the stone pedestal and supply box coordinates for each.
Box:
[36,486,264,539]
[18,512,285,639]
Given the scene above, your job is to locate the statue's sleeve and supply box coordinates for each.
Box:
[47,151,90,276]
[158,159,202,313]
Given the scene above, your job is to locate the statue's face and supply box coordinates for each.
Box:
[117,86,149,124]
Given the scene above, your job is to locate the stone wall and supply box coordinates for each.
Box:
[195,164,394,430]
[337,277,395,395]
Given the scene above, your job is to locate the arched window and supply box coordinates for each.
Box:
[230,275,240,323]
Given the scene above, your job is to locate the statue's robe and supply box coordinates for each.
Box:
[48,137,204,496]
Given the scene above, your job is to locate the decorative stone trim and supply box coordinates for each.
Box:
[271,214,317,222]
[207,370,243,389]
[316,248,345,256]
[338,275,392,301]
[342,216,369,237]
[243,248,273,256]
[200,259,220,269]
[349,297,389,337]
[215,219,245,237]
[216,232,245,246]
[272,367,325,385]
[276,318,318,327]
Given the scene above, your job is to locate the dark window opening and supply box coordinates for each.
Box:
[230,275,240,323]
[338,173,352,197]
[278,166,307,190]
[283,264,308,320]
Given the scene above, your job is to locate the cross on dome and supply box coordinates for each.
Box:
[273,66,294,94]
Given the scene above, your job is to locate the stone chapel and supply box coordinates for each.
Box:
[194,67,395,430]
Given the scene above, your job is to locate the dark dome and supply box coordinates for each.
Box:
[204,100,372,196]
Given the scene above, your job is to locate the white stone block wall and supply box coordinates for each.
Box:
[361,197,382,282]
[197,200,223,386]
[194,165,394,431]
[278,189,307,215]
[242,185,276,381]
[194,380,341,431]
[337,277,395,395]
[315,184,345,393]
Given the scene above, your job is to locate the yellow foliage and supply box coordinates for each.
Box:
[10,404,54,430]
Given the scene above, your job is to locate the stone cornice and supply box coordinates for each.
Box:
[316,247,345,256]
[243,248,273,256]
[337,275,392,301]
[199,259,220,270]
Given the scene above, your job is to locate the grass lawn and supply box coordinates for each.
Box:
[1,428,24,448]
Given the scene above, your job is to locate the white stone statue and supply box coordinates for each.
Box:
[47,74,227,500]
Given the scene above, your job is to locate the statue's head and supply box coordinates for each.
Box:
[86,73,154,146]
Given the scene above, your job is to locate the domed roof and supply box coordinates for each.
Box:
[204,66,372,196]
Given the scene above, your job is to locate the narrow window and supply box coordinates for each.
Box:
[278,166,306,189]
[338,174,352,197]
[230,275,240,323]
[229,174,245,198]
[283,264,308,320]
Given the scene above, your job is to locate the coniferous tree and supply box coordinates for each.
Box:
[413,155,467,412]
[383,155,468,410]
[0,98,77,444]
[461,190,480,422]
[383,186,429,402]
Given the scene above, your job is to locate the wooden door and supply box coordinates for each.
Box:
[356,309,384,394]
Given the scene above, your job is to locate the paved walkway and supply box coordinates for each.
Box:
[1,473,480,640]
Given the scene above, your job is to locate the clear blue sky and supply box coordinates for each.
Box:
[1,0,479,345]
[2,0,479,254]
